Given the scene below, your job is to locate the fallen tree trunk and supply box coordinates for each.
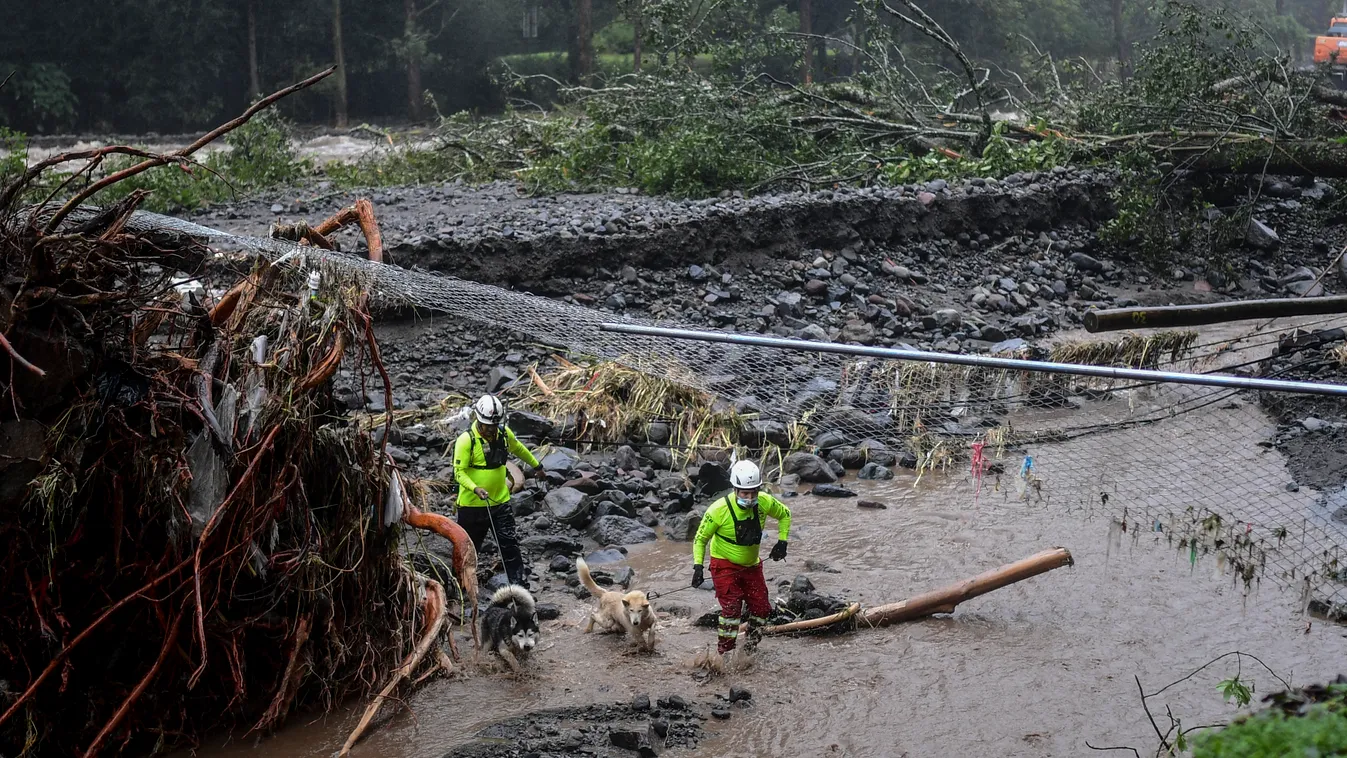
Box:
[1084,296,1347,333]
[861,547,1074,627]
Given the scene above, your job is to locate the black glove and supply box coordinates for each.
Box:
[691,564,705,588]
[769,540,788,561]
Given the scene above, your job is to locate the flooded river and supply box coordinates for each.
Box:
[177,317,1347,758]
[187,452,1347,757]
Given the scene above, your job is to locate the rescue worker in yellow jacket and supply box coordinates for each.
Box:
[453,394,541,589]
[691,460,791,655]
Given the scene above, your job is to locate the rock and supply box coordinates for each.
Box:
[1068,252,1106,273]
[590,515,657,546]
[898,451,918,468]
[585,548,627,564]
[544,487,592,527]
[536,603,561,621]
[610,728,652,751]
[857,500,888,509]
[658,695,689,711]
[1287,279,1324,297]
[487,366,520,393]
[1302,417,1331,432]
[548,554,575,573]
[857,439,898,466]
[511,490,538,516]
[270,203,285,214]
[933,308,962,328]
[694,461,733,496]
[508,410,555,440]
[858,462,894,480]
[828,447,867,469]
[813,430,848,451]
[647,447,675,470]
[520,534,584,555]
[827,460,845,477]
[812,483,857,498]
[613,566,636,588]
[615,445,641,471]
[840,320,876,344]
[741,419,791,448]
[632,694,652,712]
[729,685,753,703]
[711,708,732,720]
[798,323,830,341]
[646,421,672,444]
[540,448,580,472]
[667,510,703,541]
[783,452,838,483]
[1246,219,1281,250]
[791,575,815,594]
[804,279,829,297]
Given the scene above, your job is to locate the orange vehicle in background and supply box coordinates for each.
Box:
[1313,10,1347,89]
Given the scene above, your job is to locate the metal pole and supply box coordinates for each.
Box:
[1082,295,1347,333]
[598,323,1347,398]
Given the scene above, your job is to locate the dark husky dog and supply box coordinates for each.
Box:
[479,584,538,672]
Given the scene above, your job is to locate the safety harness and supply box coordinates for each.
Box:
[466,424,509,469]
[717,494,763,547]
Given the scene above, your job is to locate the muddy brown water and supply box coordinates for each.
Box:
[180,317,1347,758]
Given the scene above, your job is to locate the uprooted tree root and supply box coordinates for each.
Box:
[0,77,474,757]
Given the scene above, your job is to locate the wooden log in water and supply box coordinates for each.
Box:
[758,602,862,636]
[860,547,1074,627]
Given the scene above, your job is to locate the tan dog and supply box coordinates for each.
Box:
[576,558,657,651]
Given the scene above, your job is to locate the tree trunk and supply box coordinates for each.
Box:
[405,0,422,121]
[246,0,261,100]
[632,0,643,73]
[1112,0,1131,81]
[800,0,813,84]
[851,16,865,76]
[575,0,595,85]
[332,0,349,128]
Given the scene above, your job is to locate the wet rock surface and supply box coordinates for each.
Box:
[445,700,703,757]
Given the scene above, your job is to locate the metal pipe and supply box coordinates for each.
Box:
[1083,295,1347,333]
[598,323,1347,398]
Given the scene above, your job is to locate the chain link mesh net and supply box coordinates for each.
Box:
[100,210,1347,614]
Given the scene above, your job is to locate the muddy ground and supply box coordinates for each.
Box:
[155,169,1347,756]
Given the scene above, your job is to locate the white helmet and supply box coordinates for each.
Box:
[473,394,505,425]
[730,460,761,489]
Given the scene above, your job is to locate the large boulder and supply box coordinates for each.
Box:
[783,452,837,483]
[544,486,592,527]
[590,515,658,546]
[540,448,580,473]
[740,419,791,449]
[667,509,704,541]
[507,410,555,440]
[614,444,641,471]
[694,461,733,497]
[857,439,898,467]
[519,534,584,556]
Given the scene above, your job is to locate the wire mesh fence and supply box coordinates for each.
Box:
[94,209,1347,614]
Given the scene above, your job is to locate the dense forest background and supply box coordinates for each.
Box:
[0,0,1337,134]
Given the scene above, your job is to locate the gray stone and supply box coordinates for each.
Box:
[812,483,858,498]
[508,410,554,440]
[647,447,675,470]
[1068,252,1106,273]
[1246,219,1281,250]
[487,366,520,393]
[858,462,894,480]
[590,515,657,546]
[548,554,575,573]
[519,534,584,556]
[544,487,592,527]
[840,320,876,344]
[540,448,580,472]
[646,421,672,444]
[783,452,838,483]
[615,444,640,471]
[741,419,792,448]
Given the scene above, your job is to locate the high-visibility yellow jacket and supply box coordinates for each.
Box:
[452,424,540,507]
[693,493,792,567]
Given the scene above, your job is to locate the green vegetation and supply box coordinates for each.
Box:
[1193,683,1347,758]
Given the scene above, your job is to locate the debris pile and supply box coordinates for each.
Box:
[0,111,434,756]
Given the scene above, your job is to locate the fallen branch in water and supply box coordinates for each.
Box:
[339,575,448,757]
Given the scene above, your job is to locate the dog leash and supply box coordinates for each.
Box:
[646,585,697,601]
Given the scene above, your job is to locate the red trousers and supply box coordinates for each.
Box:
[709,558,772,653]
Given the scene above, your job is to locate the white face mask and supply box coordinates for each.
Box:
[735,490,758,506]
